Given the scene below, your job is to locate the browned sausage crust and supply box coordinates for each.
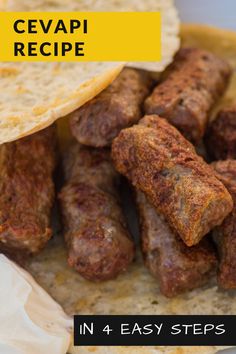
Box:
[145,48,232,143]
[112,115,233,246]
[136,191,217,297]
[0,126,57,257]
[69,68,154,147]
[59,144,135,281]
[211,159,236,289]
[206,105,236,160]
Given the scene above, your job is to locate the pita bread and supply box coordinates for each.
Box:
[0,61,124,145]
[24,24,236,354]
[0,0,180,145]
[0,0,7,10]
[4,0,180,73]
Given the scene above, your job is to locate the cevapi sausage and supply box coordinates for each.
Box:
[70,68,154,147]
[206,104,236,160]
[59,144,135,281]
[212,159,236,289]
[111,115,233,246]
[0,126,57,257]
[136,191,217,297]
[145,48,232,143]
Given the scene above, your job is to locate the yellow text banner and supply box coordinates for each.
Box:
[0,12,161,62]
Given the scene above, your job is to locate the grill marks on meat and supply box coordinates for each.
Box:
[0,126,57,257]
[136,191,217,297]
[145,48,232,143]
[212,159,236,289]
[112,115,233,247]
[59,144,135,281]
[69,68,154,147]
[206,105,236,160]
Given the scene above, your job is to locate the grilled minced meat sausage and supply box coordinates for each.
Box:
[59,144,135,281]
[145,48,232,143]
[112,115,233,247]
[212,160,236,289]
[0,126,57,257]
[70,68,154,147]
[136,191,217,297]
[206,104,236,160]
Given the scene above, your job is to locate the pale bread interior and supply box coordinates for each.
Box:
[4,0,180,73]
[0,0,180,146]
[0,61,124,145]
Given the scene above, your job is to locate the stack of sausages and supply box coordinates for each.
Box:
[2,47,236,298]
[61,48,236,297]
[66,47,235,296]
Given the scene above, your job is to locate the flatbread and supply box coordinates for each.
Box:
[24,24,236,354]
[0,0,180,145]
[4,0,180,73]
[0,61,123,145]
